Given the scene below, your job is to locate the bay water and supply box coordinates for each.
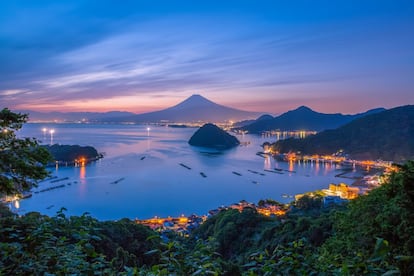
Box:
[13,123,347,220]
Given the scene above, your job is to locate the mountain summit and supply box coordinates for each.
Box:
[168,94,217,110]
[292,106,314,113]
[126,94,260,123]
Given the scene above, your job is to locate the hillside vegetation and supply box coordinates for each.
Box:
[271,105,414,162]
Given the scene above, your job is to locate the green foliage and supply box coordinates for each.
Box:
[294,194,323,210]
[193,208,273,259]
[257,199,285,209]
[142,235,234,275]
[244,238,319,275]
[0,209,161,274]
[0,202,14,218]
[0,108,52,195]
[0,210,112,274]
[318,160,414,274]
[96,218,160,268]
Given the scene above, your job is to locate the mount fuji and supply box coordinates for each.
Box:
[123,94,261,123]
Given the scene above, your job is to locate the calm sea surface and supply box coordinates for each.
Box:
[12,123,349,220]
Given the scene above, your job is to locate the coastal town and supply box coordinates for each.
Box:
[135,199,287,235]
[134,154,398,234]
[134,170,390,234]
[134,170,389,234]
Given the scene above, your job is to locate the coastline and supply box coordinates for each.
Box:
[11,124,391,221]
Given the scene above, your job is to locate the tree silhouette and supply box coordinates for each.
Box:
[0,108,51,195]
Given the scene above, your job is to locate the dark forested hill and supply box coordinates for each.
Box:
[43,144,101,162]
[271,105,414,162]
[240,106,385,133]
[188,123,240,149]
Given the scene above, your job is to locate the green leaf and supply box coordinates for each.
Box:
[144,249,160,255]
[382,270,400,276]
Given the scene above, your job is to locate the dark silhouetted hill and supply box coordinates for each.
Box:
[188,123,240,149]
[271,105,414,162]
[233,114,273,128]
[240,106,386,133]
[44,144,101,162]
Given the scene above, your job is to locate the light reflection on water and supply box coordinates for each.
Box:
[14,123,349,220]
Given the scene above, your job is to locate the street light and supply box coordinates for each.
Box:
[49,129,55,144]
[147,127,150,136]
[42,128,47,141]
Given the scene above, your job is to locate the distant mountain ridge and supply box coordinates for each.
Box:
[19,98,385,126]
[119,94,261,123]
[21,110,135,122]
[271,105,414,162]
[18,95,260,123]
[240,106,386,133]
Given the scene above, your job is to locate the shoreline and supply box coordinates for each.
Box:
[8,160,386,220]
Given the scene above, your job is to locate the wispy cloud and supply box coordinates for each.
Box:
[0,89,27,96]
[1,1,413,113]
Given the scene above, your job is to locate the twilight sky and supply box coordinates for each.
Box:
[1,0,413,114]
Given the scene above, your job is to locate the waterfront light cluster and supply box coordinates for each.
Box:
[135,200,287,234]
